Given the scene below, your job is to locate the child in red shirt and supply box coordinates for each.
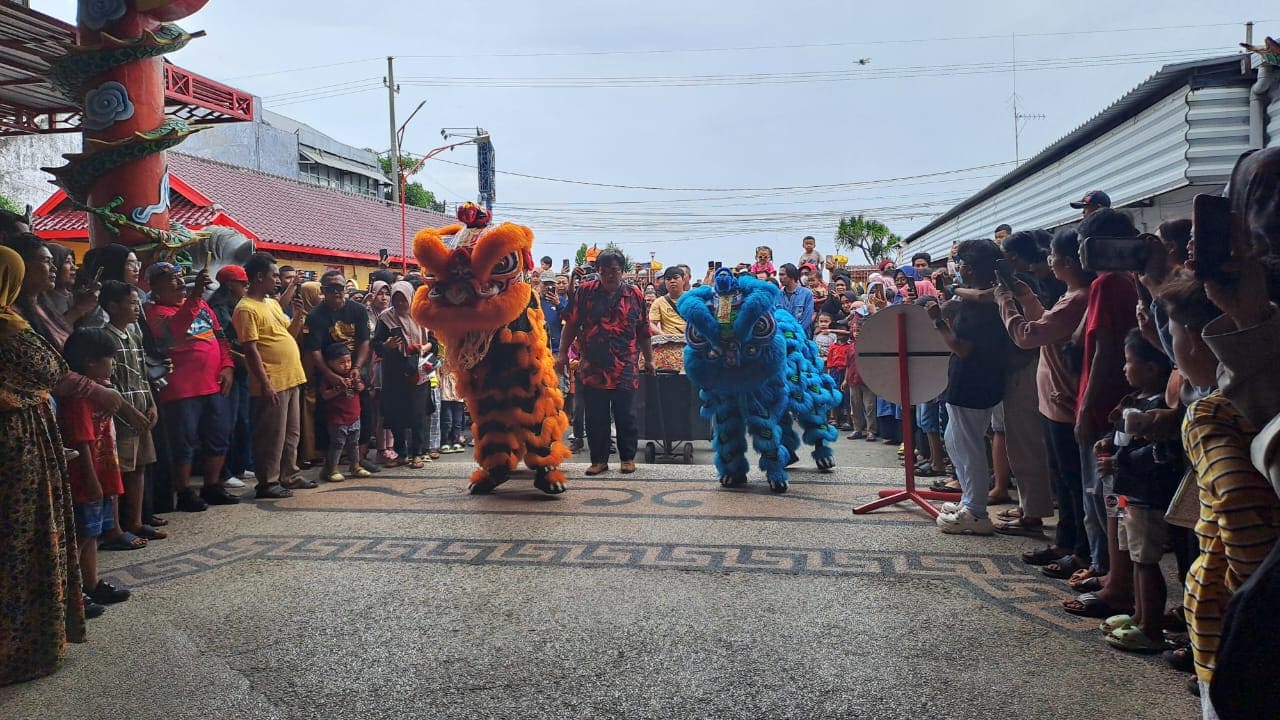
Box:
[842,317,877,440]
[319,343,369,482]
[59,328,132,613]
[826,329,851,429]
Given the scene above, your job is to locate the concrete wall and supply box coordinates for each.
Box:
[180,98,299,179]
[0,132,80,211]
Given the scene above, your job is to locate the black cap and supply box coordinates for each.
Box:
[1069,190,1111,209]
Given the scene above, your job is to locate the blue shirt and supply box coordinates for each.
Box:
[542,295,568,350]
[776,284,814,332]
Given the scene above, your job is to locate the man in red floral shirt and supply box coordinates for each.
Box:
[556,248,654,476]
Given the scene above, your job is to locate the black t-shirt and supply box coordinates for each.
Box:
[945,299,1012,409]
[303,300,371,355]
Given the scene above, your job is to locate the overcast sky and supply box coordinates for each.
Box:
[39,0,1273,271]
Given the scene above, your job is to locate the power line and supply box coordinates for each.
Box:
[218,20,1271,82]
[393,21,1265,59]
[421,158,1015,193]
[395,47,1228,89]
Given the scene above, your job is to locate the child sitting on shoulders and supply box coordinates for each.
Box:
[750,245,775,278]
[319,343,370,482]
[59,328,133,618]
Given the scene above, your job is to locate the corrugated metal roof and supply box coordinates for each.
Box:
[904,54,1251,253]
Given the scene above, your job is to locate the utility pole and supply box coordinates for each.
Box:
[385,56,399,203]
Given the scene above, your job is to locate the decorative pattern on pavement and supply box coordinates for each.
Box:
[257,470,930,526]
[104,535,1096,637]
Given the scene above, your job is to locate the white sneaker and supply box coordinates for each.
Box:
[940,501,963,514]
[223,476,246,489]
[936,507,995,535]
[240,470,256,480]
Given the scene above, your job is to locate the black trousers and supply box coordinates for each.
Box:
[1043,416,1089,560]
[582,387,638,464]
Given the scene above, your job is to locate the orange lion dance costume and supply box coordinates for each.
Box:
[411,205,571,494]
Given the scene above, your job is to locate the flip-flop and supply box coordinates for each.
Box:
[929,479,962,493]
[100,531,148,551]
[1062,592,1132,618]
[145,516,169,527]
[132,524,167,540]
[254,483,294,499]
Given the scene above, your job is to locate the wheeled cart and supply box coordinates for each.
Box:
[635,372,711,464]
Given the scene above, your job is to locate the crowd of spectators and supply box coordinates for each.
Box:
[4,148,1280,719]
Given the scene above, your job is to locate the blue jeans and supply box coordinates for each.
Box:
[944,403,998,519]
[1079,440,1110,573]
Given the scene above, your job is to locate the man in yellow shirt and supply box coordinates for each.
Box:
[232,253,309,499]
[648,266,687,336]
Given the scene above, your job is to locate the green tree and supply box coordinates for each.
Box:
[0,193,20,215]
[834,214,902,264]
[377,155,446,213]
[575,243,588,267]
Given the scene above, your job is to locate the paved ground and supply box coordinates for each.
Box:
[1,437,1198,719]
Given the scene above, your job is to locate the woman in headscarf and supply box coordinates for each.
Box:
[373,281,435,468]
[294,280,325,468]
[0,245,87,685]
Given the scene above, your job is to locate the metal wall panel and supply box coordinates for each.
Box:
[1185,85,1251,183]
[907,88,1192,260]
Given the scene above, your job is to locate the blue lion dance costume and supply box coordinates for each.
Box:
[677,269,841,492]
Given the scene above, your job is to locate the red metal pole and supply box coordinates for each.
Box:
[898,313,916,492]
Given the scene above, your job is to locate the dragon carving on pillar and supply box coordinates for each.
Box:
[42,0,214,259]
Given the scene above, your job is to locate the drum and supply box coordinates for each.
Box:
[649,334,687,374]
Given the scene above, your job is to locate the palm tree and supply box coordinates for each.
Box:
[834,214,903,264]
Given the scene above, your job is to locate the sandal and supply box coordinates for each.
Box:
[145,516,169,527]
[1100,614,1136,633]
[916,465,947,477]
[994,518,1045,537]
[1104,625,1164,653]
[254,484,294,499]
[409,458,425,469]
[1041,556,1087,579]
[1062,592,1132,618]
[1164,646,1194,673]
[1021,546,1059,566]
[131,524,168,541]
[929,479,962,493]
[995,507,1023,521]
[428,451,441,460]
[281,476,318,490]
[100,531,148,551]
[1068,568,1106,591]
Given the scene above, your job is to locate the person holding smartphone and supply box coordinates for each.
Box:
[538,271,568,352]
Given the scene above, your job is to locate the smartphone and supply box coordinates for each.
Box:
[994,258,1017,288]
[388,326,405,339]
[1191,194,1232,280]
[707,261,716,269]
[379,248,390,264]
[1080,235,1148,273]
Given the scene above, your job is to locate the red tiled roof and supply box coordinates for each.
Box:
[34,195,216,232]
[33,152,454,263]
[169,152,452,261]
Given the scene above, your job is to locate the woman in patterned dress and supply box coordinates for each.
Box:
[0,244,87,686]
